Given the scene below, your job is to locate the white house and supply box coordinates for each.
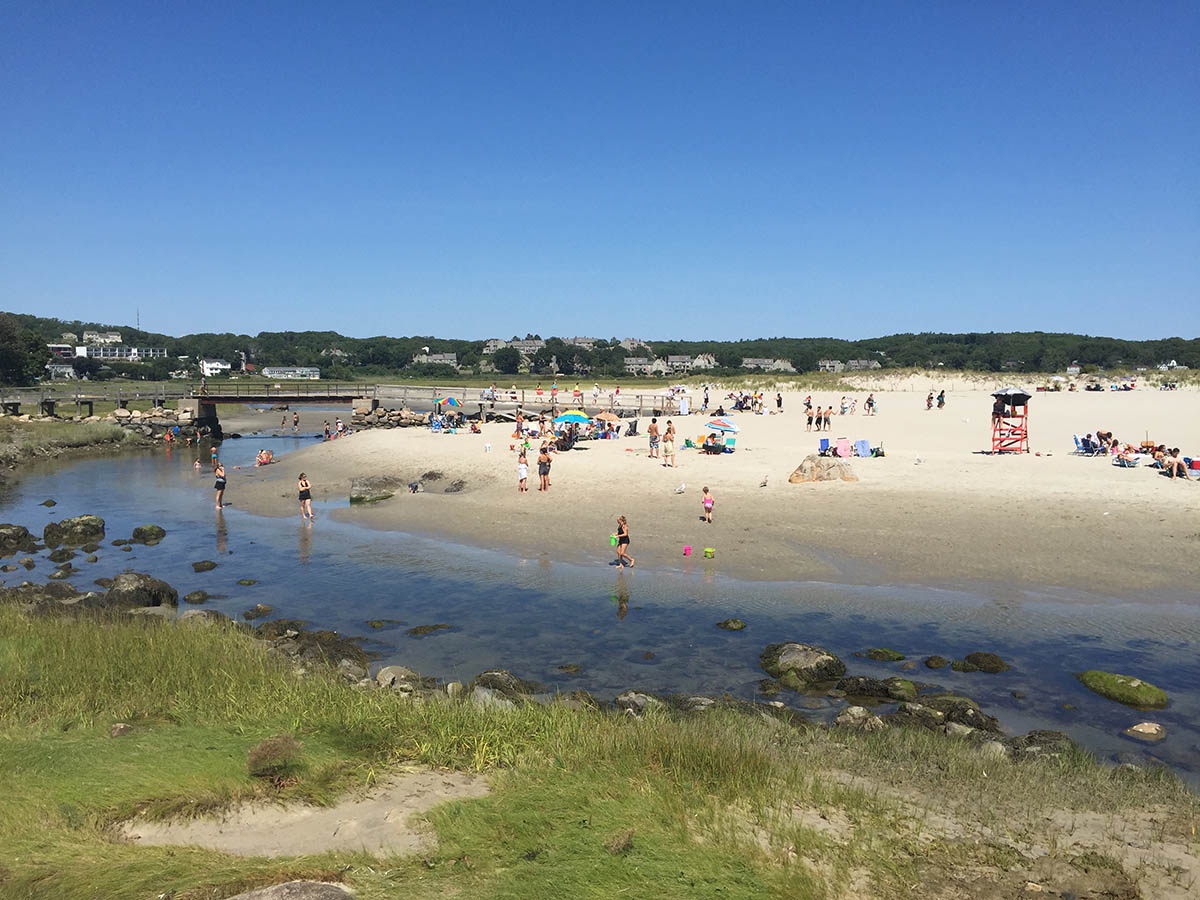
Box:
[817,359,845,373]
[741,357,796,373]
[200,359,232,378]
[691,353,717,370]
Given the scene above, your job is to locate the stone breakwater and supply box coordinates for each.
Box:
[350,406,431,430]
[104,405,219,440]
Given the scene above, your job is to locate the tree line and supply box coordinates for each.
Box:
[2,311,1197,386]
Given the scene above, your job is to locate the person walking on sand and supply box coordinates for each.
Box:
[297,472,314,519]
[926,392,934,411]
[517,453,529,493]
[292,411,299,432]
[662,420,676,467]
[213,462,227,509]
[701,486,714,524]
[822,406,832,432]
[614,515,635,568]
[936,390,946,410]
[648,417,660,458]
[537,443,552,492]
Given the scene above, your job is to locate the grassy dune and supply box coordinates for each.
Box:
[0,607,1196,899]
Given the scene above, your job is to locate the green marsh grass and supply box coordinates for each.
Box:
[0,607,1196,899]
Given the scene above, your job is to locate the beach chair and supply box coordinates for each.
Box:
[722,438,736,453]
[854,439,870,458]
[1073,435,1102,456]
[1112,456,1139,468]
[818,438,831,456]
[835,437,851,458]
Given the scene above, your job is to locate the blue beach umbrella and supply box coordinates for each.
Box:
[554,410,590,425]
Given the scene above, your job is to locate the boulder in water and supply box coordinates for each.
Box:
[43,515,106,548]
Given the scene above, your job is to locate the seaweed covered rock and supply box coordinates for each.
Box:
[0,524,39,557]
[131,525,167,545]
[43,515,106,548]
[760,642,845,689]
[834,706,885,732]
[1077,670,1168,709]
[103,572,179,609]
[864,648,906,662]
[963,651,1010,673]
[836,675,918,702]
[349,475,405,504]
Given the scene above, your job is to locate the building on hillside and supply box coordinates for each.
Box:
[741,357,796,373]
[413,351,458,367]
[1066,363,1082,376]
[623,356,654,375]
[200,359,232,378]
[620,338,651,353]
[262,366,320,380]
[666,355,693,372]
[481,339,507,354]
[691,353,717,370]
[846,359,882,371]
[45,362,77,380]
[61,332,79,343]
[321,347,350,360]
[817,359,844,372]
[82,331,122,344]
[75,345,168,361]
[47,343,75,359]
[564,336,598,350]
[509,339,546,355]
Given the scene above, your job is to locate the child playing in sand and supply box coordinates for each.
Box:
[517,453,528,493]
[701,486,714,524]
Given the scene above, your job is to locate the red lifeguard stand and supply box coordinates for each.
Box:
[991,388,1030,453]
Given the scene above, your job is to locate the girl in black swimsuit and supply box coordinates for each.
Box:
[298,473,313,520]
[614,515,635,568]
[213,463,226,510]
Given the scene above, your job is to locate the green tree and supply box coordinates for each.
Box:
[0,314,50,385]
[492,347,521,374]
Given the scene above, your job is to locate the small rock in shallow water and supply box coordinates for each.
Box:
[1123,721,1166,742]
[237,578,257,586]
[716,618,746,631]
[192,560,217,572]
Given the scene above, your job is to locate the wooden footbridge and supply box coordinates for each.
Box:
[2,382,688,419]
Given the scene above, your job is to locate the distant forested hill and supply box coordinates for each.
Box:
[4,311,1197,385]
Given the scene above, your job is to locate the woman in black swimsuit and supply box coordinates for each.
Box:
[298,472,313,520]
[213,463,226,510]
[614,515,635,568]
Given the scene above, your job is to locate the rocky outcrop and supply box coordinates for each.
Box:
[760,642,846,689]
[788,455,857,484]
[103,572,179,609]
[349,475,407,504]
[43,515,106,548]
[836,675,918,702]
[0,524,39,557]
[104,405,220,441]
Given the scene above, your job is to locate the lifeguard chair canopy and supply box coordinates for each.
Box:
[991,387,1032,406]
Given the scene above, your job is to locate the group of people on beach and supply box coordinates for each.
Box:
[646,417,677,467]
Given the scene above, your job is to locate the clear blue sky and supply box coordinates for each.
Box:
[2,2,1196,342]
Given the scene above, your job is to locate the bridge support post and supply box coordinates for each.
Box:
[178,398,223,441]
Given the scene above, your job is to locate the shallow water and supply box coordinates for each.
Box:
[3,422,1199,787]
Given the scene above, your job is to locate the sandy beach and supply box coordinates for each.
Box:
[226,378,1200,600]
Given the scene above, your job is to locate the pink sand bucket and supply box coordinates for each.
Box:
[683,545,692,556]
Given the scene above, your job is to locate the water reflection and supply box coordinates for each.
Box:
[612,569,630,620]
[299,520,312,564]
[215,509,228,555]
